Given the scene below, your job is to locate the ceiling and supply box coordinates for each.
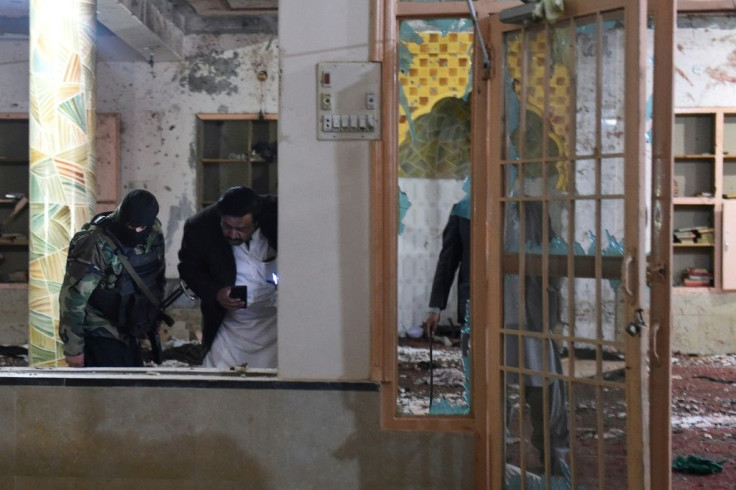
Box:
[0,0,278,17]
[0,0,277,62]
[188,0,277,15]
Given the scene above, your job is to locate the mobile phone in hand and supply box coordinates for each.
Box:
[229,285,247,308]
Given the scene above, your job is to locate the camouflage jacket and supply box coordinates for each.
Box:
[58,216,165,357]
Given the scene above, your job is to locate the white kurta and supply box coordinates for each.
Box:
[204,228,277,369]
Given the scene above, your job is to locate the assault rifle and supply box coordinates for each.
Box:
[149,280,197,364]
[157,280,197,327]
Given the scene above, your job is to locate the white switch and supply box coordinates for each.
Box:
[367,114,375,130]
[358,115,367,131]
[332,115,341,131]
[341,115,349,131]
[349,114,358,130]
[322,114,332,132]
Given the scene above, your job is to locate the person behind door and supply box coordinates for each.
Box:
[423,176,470,345]
[59,189,165,367]
[504,200,570,475]
[178,186,278,369]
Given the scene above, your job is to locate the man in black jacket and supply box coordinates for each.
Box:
[423,178,471,338]
[178,186,278,368]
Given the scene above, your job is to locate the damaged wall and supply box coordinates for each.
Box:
[0,30,278,273]
[673,15,736,354]
[96,31,279,274]
[0,382,473,488]
[0,25,279,345]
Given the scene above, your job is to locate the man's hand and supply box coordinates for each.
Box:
[423,311,441,338]
[217,286,245,310]
[65,353,84,368]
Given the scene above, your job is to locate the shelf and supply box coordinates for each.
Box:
[196,115,278,208]
[201,157,267,164]
[0,283,28,290]
[673,286,716,293]
[0,237,28,246]
[672,109,736,290]
[673,243,714,248]
[673,197,714,205]
[201,158,250,164]
[674,154,715,159]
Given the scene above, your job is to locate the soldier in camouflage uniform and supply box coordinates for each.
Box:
[59,189,165,367]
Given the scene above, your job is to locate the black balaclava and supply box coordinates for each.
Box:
[111,189,159,246]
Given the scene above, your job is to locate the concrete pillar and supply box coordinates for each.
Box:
[28,0,96,366]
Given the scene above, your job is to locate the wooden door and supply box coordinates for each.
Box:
[484,2,651,488]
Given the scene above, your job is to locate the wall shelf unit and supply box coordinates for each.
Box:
[196,113,278,209]
[0,115,29,283]
[0,113,120,284]
[673,108,736,291]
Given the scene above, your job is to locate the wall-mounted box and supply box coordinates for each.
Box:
[317,62,381,141]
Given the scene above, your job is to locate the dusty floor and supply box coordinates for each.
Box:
[396,338,734,488]
[1,342,733,487]
[671,354,735,490]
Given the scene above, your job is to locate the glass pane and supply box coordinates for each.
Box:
[504,31,522,162]
[601,157,625,195]
[601,11,626,156]
[396,17,473,416]
[574,159,598,197]
[575,16,598,159]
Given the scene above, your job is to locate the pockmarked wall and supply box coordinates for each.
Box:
[0,28,280,346]
[0,32,279,275]
[96,32,280,274]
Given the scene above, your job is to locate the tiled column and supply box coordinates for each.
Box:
[28,0,96,366]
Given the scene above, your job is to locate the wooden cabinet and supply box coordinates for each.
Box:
[0,115,30,283]
[197,114,278,208]
[0,113,120,284]
[673,108,736,290]
[722,200,736,290]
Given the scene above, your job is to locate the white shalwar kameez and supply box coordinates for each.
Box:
[203,228,277,369]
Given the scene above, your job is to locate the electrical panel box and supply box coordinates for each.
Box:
[317,62,381,140]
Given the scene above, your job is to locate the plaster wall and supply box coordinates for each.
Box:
[0,381,473,488]
[277,0,372,379]
[675,15,736,107]
[671,292,736,354]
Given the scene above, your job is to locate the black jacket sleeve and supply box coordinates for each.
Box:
[177,206,235,305]
[429,213,464,311]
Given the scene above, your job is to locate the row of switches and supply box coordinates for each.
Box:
[322,114,376,132]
